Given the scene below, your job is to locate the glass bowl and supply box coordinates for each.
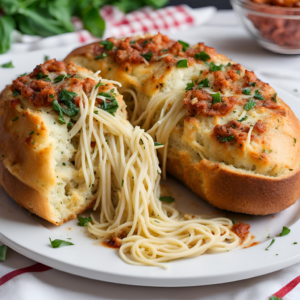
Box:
[230,0,300,54]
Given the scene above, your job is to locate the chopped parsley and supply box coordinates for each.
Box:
[161,49,168,52]
[265,238,275,251]
[98,92,119,116]
[121,180,124,187]
[95,53,107,60]
[242,88,252,95]
[19,72,27,77]
[62,162,66,166]
[54,75,65,83]
[254,90,264,100]
[99,40,114,50]
[37,72,48,80]
[12,116,18,121]
[154,142,163,146]
[211,91,222,105]
[272,93,277,103]
[244,99,256,111]
[77,216,92,226]
[178,40,189,51]
[29,131,34,135]
[0,245,8,261]
[12,90,20,97]
[294,242,298,245]
[67,122,72,128]
[209,62,223,71]
[141,52,153,61]
[232,220,236,225]
[159,196,175,203]
[1,61,14,68]
[44,55,49,62]
[96,81,106,89]
[49,94,54,98]
[185,82,195,91]
[177,59,188,68]
[198,78,210,88]
[279,226,290,237]
[194,51,210,61]
[49,238,74,248]
[238,116,248,122]
[221,135,235,142]
[236,70,241,75]
[129,40,136,45]
[294,138,297,144]
[249,82,256,87]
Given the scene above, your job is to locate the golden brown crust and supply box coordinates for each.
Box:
[167,150,300,215]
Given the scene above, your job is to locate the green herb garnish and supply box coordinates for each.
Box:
[185,82,195,91]
[49,238,74,248]
[245,99,256,111]
[198,78,210,88]
[265,238,275,251]
[78,216,92,226]
[37,72,48,80]
[95,53,107,60]
[211,91,222,104]
[98,92,119,116]
[1,61,14,68]
[209,62,223,71]
[279,226,290,237]
[12,116,18,121]
[236,70,241,75]
[54,75,65,83]
[178,40,189,51]
[254,90,264,100]
[232,220,236,225]
[159,196,175,203]
[177,59,188,68]
[0,245,8,261]
[49,94,54,98]
[238,116,248,122]
[272,93,277,103]
[249,82,256,87]
[194,51,210,61]
[221,135,235,142]
[12,90,20,97]
[141,52,153,61]
[44,55,49,62]
[96,81,106,89]
[242,88,252,95]
[99,40,114,50]
[154,142,163,146]
[269,296,282,300]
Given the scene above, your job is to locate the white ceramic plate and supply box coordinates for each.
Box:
[1,40,300,287]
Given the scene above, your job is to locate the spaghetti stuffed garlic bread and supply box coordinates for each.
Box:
[65,33,300,215]
[0,59,127,225]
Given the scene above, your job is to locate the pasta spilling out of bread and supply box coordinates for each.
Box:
[1,32,300,267]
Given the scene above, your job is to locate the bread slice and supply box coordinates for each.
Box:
[0,59,127,225]
[65,33,300,215]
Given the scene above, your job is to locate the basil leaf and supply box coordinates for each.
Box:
[100,40,114,50]
[249,82,256,87]
[242,88,252,95]
[0,16,15,54]
[12,90,20,97]
[238,116,248,122]
[221,135,235,142]
[54,75,65,83]
[141,52,153,61]
[177,59,188,68]
[0,245,8,261]
[265,238,275,250]
[272,93,277,103]
[245,99,256,111]
[212,91,222,105]
[209,62,223,72]
[194,51,210,61]
[279,226,290,237]
[49,238,74,248]
[78,216,92,226]
[95,53,107,60]
[98,92,116,101]
[98,92,119,116]
[58,89,79,117]
[37,72,48,79]
[154,142,163,146]
[178,40,189,52]
[185,82,194,91]
[254,90,264,100]
[52,100,66,124]
[82,6,105,38]
[59,89,77,103]
[159,196,175,203]
[198,78,210,88]
[43,77,51,82]
[1,61,14,68]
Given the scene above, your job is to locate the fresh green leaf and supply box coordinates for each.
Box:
[96,81,106,89]
[0,16,15,54]
[232,220,236,225]
[54,75,65,83]
[121,179,124,187]
[242,88,252,95]
[238,116,248,122]
[19,72,27,77]
[209,62,223,71]
[221,135,235,142]
[177,59,188,68]
[194,51,210,61]
[159,196,175,203]
[245,99,257,111]
[198,78,210,88]
[43,77,51,82]
[44,55,49,62]
[130,40,136,45]
[294,138,296,144]
[279,226,290,237]
[185,82,195,91]
[12,116,18,121]
[236,70,241,75]
[37,72,48,80]
[82,6,105,38]
[272,93,277,103]
[99,40,114,50]
[154,142,164,146]
[211,91,222,104]
[269,296,282,300]
[1,61,14,68]
[98,92,119,116]
[49,238,74,248]
[0,245,8,261]
[254,90,264,100]
[12,90,20,97]
[265,238,275,250]
[178,40,189,52]
[49,94,54,98]
[249,82,256,87]
[141,52,153,61]
[52,100,66,124]
[58,89,79,117]
[95,53,107,60]
[78,216,92,226]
